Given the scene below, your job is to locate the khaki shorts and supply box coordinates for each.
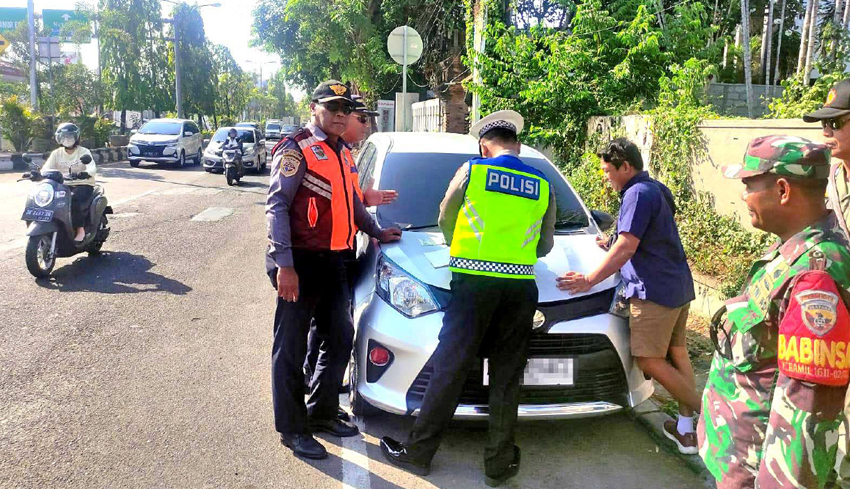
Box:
[628,298,690,358]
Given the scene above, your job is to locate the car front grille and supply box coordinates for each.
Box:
[405,333,628,413]
[136,144,165,157]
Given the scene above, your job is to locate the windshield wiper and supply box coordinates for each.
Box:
[400,223,440,231]
[554,219,587,229]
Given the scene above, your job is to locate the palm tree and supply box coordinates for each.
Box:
[772,0,788,97]
[797,0,814,76]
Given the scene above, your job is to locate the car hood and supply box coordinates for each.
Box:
[381,229,620,303]
[131,134,180,144]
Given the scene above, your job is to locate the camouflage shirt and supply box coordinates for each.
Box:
[698,212,850,489]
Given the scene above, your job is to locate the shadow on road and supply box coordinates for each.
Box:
[36,251,192,295]
[99,167,166,182]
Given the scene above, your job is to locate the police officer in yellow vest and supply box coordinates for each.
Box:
[380,110,556,487]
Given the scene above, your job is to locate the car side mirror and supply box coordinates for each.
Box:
[80,154,92,164]
[203,138,210,146]
[591,210,615,232]
[184,131,192,136]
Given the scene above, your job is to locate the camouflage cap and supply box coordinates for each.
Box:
[721,135,832,180]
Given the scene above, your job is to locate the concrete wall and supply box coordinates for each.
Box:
[706,83,784,118]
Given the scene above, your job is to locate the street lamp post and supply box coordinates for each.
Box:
[162,1,220,119]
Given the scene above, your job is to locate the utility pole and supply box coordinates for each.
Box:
[174,21,182,119]
[27,0,38,110]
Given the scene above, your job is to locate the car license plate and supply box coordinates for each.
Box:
[483,358,574,386]
[22,208,53,222]
[144,152,155,157]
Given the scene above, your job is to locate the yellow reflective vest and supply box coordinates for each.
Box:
[449,155,550,279]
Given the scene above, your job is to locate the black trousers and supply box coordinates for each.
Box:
[304,253,358,384]
[405,272,538,472]
[70,185,94,228]
[271,250,353,435]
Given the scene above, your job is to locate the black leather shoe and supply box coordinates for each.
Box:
[380,437,431,476]
[337,407,351,422]
[280,433,328,460]
[485,446,520,487]
[308,418,359,437]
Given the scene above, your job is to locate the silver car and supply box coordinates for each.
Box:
[348,132,653,421]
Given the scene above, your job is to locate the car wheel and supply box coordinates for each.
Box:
[348,352,379,418]
[129,160,139,168]
[195,148,202,165]
[177,151,185,168]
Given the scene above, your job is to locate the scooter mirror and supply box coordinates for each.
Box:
[80,154,92,165]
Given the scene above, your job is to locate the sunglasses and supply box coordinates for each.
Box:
[822,114,850,131]
[354,115,368,124]
[319,102,353,115]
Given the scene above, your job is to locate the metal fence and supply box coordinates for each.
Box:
[411,98,444,132]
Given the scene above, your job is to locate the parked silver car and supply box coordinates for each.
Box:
[347,132,653,420]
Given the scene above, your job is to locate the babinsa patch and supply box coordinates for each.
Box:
[278,149,303,177]
[798,290,839,336]
[310,145,328,161]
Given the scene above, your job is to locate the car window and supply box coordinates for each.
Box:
[139,121,181,135]
[375,152,589,230]
[212,128,254,143]
[356,143,378,191]
[266,123,281,131]
[188,122,200,134]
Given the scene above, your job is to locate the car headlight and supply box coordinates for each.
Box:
[376,255,439,318]
[532,310,546,330]
[32,183,54,207]
[128,145,139,154]
[165,139,179,146]
[609,281,630,319]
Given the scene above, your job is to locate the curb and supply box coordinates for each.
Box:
[629,399,716,487]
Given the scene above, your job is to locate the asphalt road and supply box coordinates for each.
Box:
[0,161,711,489]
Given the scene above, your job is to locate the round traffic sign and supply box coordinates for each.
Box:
[387,26,423,65]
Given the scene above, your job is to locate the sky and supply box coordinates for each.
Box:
[9,0,305,100]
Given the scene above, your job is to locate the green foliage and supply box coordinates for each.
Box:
[0,96,35,151]
[47,63,105,117]
[171,4,216,120]
[72,114,114,148]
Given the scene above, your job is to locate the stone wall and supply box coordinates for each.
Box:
[706,82,785,118]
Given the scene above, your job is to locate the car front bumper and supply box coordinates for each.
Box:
[353,290,653,420]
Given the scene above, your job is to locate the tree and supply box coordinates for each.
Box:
[170,3,216,125]
[47,62,105,116]
[99,0,166,133]
[740,0,755,117]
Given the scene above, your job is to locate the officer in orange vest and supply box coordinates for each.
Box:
[265,80,402,460]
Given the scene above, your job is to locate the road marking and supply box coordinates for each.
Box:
[340,394,372,489]
[191,207,233,222]
[112,189,158,206]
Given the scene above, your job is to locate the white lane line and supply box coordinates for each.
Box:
[340,394,372,489]
[112,189,158,206]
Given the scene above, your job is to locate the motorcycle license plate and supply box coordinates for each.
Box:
[22,208,54,222]
[483,358,574,386]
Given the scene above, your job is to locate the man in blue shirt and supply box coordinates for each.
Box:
[557,138,700,454]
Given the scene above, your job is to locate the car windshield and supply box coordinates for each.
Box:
[283,125,299,132]
[212,128,254,143]
[266,124,281,130]
[375,152,589,230]
[139,122,182,135]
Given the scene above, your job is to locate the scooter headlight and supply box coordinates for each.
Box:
[32,183,54,207]
[376,255,439,318]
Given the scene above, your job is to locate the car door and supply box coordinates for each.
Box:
[189,122,202,153]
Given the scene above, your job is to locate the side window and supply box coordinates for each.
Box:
[188,122,200,135]
[356,143,378,191]
[182,123,191,137]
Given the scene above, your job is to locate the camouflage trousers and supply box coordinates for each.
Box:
[699,353,846,488]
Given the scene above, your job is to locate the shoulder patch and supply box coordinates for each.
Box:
[278,149,303,178]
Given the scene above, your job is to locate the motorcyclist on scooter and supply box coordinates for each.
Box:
[222,128,244,174]
[41,123,96,242]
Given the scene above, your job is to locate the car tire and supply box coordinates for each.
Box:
[348,352,380,418]
[177,151,185,168]
[195,148,202,165]
[129,160,139,168]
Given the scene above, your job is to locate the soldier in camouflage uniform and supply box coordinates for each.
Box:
[698,135,850,489]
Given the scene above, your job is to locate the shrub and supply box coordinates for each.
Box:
[0,96,35,151]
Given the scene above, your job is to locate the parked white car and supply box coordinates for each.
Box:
[128,119,203,168]
[348,132,653,420]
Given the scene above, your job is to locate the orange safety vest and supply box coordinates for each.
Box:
[289,134,357,251]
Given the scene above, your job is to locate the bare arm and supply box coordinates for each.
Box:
[438,164,469,245]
